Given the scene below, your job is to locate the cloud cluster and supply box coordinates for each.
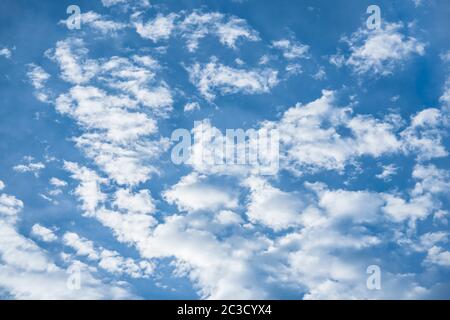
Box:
[16,3,450,300]
[0,182,133,299]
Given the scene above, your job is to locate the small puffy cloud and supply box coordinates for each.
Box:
[31,224,58,242]
[0,180,4,191]
[163,172,239,212]
[272,39,309,60]
[134,13,177,42]
[27,64,50,89]
[27,64,51,102]
[63,232,99,260]
[50,177,67,188]
[0,47,12,58]
[47,38,99,84]
[187,57,278,100]
[312,67,326,80]
[184,101,200,112]
[376,164,398,181]
[337,22,425,76]
[214,16,259,49]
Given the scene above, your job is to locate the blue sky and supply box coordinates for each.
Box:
[0,0,450,299]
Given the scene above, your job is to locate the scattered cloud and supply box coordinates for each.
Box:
[187,57,278,100]
[31,224,58,242]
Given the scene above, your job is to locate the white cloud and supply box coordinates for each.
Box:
[49,40,173,186]
[56,85,158,142]
[244,176,305,231]
[132,11,258,51]
[63,231,154,278]
[272,39,309,60]
[440,50,450,63]
[0,180,4,191]
[0,47,12,58]
[47,38,99,84]
[13,157,45,177]
[411,164,450,196]
[134,13,177,42]
[425,246,450,267]
[98,249,154,278]
[63,232,99,260]
[163,173,239,212]
[59,11,127,34]
[101,0,128,6]
[113,188,156,215]
[27,64,50,90]
[313,185,384,223]
[95,208,156,246]
[184,101,200,112]
[338,22,425,75]
[187,57,278,100]
[31,224,58,242]
[0,190,132,299]
[28,11,450,299]
[382,193,435,222]
[0,194,23,218]
[214,16,259,49]
[50,177,68,188]
[27,64,51,102]
[267,90,401,173]
[215,210,243,225]
[401,108,448,161]
[179,11,259,51]
[412,0,423,7]
[139,214,270,299]
[312,67,326,80]
[376,164,398,181]
[72,133,167,186]
[101,0,150,7]
[64,161,107,216]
